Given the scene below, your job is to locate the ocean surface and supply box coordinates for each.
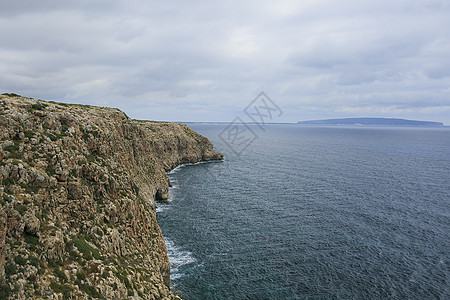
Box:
[156,125,450,299]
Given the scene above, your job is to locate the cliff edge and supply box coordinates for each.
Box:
[0,94,223,299]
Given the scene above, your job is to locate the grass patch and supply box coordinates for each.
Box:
[15,204,27,215]
[47,100,70,107]
[3,177,16,186]
[4,262,17,276]
[4,143,21,159]
[14,255,27,266]
[69,168,78,178]
[46,133,58,141]
[132,119,166,123]
[54,268,67,283]
[4,143,19,153]
[24,130,35,139]
[80,283,100,298]
[73,238,101,260]
[82,133,90,141]
[50,282,71,299]
[76,270,86,281]
[25,233,39,251]
[28,255,41,268]
[0,282,11,299]
[20,182,40,194]
[31,102,48,111]
[86,154,95,163]
[46,166,56,176]
[2,93,21,97]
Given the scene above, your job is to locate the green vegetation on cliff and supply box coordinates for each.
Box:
[0,94,223,299]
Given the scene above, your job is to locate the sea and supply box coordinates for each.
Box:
[156,124,450,300]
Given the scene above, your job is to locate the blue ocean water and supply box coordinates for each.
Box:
[156,125,450,299]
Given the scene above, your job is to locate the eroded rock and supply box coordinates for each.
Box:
[0,95,223,299]
[23,212,40,236]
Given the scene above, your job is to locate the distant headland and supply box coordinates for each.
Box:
[297,118,444,127]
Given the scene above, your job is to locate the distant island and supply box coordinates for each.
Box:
[297,117,444,127]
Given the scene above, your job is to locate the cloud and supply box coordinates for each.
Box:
[0,0,449,124]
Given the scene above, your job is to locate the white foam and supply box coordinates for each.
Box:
[155,203,170,213]
[168,164,183,174]
[164,237,197,280]
[168,160,221,174]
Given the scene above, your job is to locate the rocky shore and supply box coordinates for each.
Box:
[0,94,223,299]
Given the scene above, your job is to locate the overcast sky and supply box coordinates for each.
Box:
[1,0,449,124]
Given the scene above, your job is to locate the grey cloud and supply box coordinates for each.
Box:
[0,0,449,124]
[0,0,120,16]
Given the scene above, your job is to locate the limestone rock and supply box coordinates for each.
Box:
[7,208,24,238]
[0,94,223,299]
[42,230,64,262]
[156,187,169,201]
[23,212,40,236]
[0,210,6,275]
[103,228,126,256]
[67,182,83,200]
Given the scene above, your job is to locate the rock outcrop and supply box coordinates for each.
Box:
[0,94,223,299]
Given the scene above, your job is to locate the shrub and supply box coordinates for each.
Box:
[50,282,71,299]
[54,268,67,283]
[86,154,95,163]
[15,204,27,215]
[24,131,35,139]
[4,262,17,276]
[28,255,41,268]
[65,240,74,252]
[2,93,21,97]
[4,143,19,153]
[0,283,11,298]
[25,234,39,251]
[31,103,45,111]
[46,166,56,176]
[80,283,100,298]
[14,255,27,266]
[69,168,78,178]
[124,277,132,289]
[69,250,78,261]
[20,183,40,194]
[3,177,16,186]
[76,270,86,281]
[47,101,69,107]
[46,133,58,141]
[4,143,20,159]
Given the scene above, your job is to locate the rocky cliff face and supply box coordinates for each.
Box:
[0,94,223,299]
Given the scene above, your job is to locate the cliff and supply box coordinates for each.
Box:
[0,94,223,299]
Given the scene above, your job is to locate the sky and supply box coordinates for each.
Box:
[1,0,449,124]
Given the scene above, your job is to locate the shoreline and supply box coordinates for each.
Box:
[0,94,223,299]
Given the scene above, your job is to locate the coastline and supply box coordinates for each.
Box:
[0,94,222,299]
